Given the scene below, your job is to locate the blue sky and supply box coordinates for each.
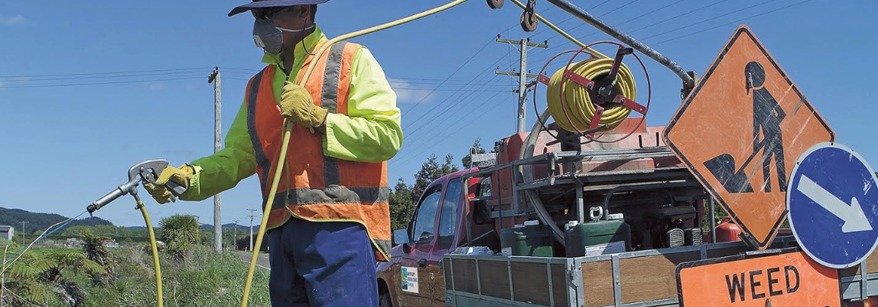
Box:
[0,0,875,227]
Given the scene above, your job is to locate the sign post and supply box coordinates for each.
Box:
[664,26,834,249]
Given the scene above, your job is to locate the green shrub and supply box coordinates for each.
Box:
[158,215,200,259]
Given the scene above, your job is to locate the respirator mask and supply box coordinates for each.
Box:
[253,18,315,54]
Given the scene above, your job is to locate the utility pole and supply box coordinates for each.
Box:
[19,221,27,244]
[247,209,257,252]
[208,67,223,252]
[1,244,7,306]
[232,219,239,251]
[495,35,548,133]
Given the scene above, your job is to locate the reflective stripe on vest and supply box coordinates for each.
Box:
[245,41,391,261]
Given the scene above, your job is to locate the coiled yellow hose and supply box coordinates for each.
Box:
[546,57,637,133]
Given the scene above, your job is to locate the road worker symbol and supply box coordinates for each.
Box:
[664,25,834,250]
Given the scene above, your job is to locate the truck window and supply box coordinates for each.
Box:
[412,189,441,243]
[437,178,463,249]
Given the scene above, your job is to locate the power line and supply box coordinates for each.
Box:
[1,212,86,275]
[394,90,506,167]
[389,78,506,85]
[650,0,813,46]
[627,0,728,35]
[399,38,495,118]
[0,67,214,79]
[637,0,783,42]
[396,91,504,166]
[527,0,649,61]
[397,73,506,162]
[0,76,204,88]
[400,52,511,133]
[0,71,207,82]
[405,74,503,137]
[526,0,615,38]
[534,0,720,53]
[529,0,639,45]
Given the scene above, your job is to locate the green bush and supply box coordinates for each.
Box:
[158,215,200,259]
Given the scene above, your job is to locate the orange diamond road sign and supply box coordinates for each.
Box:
[663,25,834,250]
[676,251,840,307]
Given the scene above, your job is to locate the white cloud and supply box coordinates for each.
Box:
[0,15,27,26]
[389,78,436,104]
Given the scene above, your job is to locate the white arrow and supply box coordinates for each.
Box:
[797,175,873,233]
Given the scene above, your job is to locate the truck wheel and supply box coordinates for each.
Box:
[379,290,393,307]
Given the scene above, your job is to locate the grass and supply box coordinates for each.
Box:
[35,244,271,307]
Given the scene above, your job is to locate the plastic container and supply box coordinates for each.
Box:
[564,219,631,257]
[500,223,554,257]
[715,217,742,242]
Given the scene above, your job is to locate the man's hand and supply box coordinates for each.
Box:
[279,82,328,128]
[144,164,195,204]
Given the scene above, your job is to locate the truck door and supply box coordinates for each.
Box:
[397,187,442,307]
[428,178,464,303]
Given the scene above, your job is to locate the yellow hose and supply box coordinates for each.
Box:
[137,200,163,307]
[508,0,637,133]
[546,58,636,132]
[240,2,469,306]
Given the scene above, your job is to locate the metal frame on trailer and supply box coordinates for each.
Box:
[445,235,878,306]
[445,237,805,307]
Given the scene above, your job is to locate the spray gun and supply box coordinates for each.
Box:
[86,159,187,214]
[84,159,183,307]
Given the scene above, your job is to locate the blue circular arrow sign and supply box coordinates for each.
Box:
[788,142,878,269]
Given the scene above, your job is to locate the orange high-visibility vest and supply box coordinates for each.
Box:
[245,42,391,261]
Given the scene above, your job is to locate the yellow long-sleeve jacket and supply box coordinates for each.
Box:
[181,26,403,200]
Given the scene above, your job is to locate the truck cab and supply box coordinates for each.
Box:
[376,169,495,307]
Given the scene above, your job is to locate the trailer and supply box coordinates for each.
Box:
[440,144,878,307]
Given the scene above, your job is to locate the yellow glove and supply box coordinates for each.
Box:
[144,164,195,204]
[279,81,328,128]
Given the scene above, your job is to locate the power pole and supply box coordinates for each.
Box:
[208,67,223,252]
[495,36,548,133]
[1,244,7,306]
[232,219,239,251]
[247,209,257,252]
[19,221,27,244]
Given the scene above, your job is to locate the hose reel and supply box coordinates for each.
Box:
[536,41,652,143]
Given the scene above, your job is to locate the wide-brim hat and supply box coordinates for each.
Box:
[228,0,329,17]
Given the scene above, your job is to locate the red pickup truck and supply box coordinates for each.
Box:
[376,168,493,307]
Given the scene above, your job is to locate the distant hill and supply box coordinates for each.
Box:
[0,207,113,234]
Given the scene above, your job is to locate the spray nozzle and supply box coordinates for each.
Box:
[86,159,188,215]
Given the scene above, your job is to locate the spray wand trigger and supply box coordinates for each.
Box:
[136,160,188,197]
[85,159,188,214]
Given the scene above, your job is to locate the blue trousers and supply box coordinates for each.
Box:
[267,218,378,307]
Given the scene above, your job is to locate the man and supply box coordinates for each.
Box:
[144,1,402,306]
[746,61,786,193]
